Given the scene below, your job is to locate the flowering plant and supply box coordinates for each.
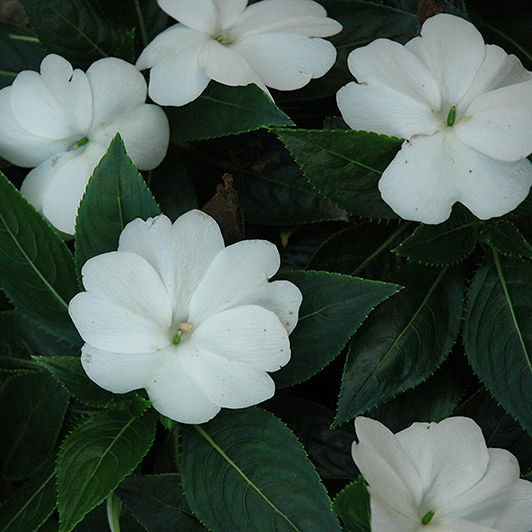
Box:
[0,1,531,531]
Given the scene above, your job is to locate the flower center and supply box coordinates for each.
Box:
[171,321,194,345]
[421,510,435,526]
[68,136,89,151]
[446,106,457,127]
[214,29,232,45]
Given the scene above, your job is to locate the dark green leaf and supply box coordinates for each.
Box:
[332,477,371,532]
[118,474,206,531]
[0,460,56,532]
[480,219,532,259]
[72,502,146,532]
[274,270,401,388]
[393,205,479,265]
[20,0,136,67]
[0,172,81,345]
[274,128,402,219]
[464,252,532,435]
[75,135,160,271]
[0,372,68,480]
[57,408,156,531]
[169,83,293,142]
[180,408,341,532]
[335,264,464,426]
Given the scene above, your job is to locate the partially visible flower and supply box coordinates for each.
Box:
[352,416,532,531]
[136,0,342,106]
[69,210,302,424]
[337,14,532,224]
[0,54,169,235]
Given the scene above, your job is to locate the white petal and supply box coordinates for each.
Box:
[190,304,290,372]
[395,417,489,509]
[189,239,280,323]
[86,57,147,127]
[19,160,57,213]
[352,417,423,512]
[405,14,486,106]
[158,0,217,34]
[212,0,247,29]
[455,80,532,161]
[10,54,92,140]
[438,519,497,532]
[0,87,70,167]
[369,494,419,532]
[146,348,220,424]
[181,344,276,408]
[232,33,336,90]
[81,344,156,393]
[118,210,225,321]
[89,103,169,170]
[490,480,532,531]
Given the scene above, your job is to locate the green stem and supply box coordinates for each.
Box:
[9,34,40,43]
[133,0,149,47]
[106,492,122,532]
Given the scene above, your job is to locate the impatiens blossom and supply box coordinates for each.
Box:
[0,54,169,235]
[68,210,302,424]
[136,0,342,106]
[337,14,532,224]
[352,416,532,532]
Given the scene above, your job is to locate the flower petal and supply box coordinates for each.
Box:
[405,14,486,106]
[490,479,532,531]
[10,54,92,140]
[190,304,290,372]
[369,494,419,532]
[337,39,442,139]
[455,80,532,161]
[89,103,169,170]
[146,348,221,424]
[158,0,217,33]
[189,239,280,323]
[233,33,336,90]
[352,417,423,512]
[212,0,247,29]
[118,210,225,321]
[395,417,489,509]
[0,87,71,167]
[81,344,156,393]
[437,519,497,532]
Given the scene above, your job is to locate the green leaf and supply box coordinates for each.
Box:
[57,408,156,531]
[274,270,401,388]
[393,205,480,265]
[75,135,160,271]
[0,460,56,532]
[20,0,136,66]
[480,219,532,259]
[464,251,532,435]
[0,172,81,345]
[335,264,465,426]
[274,128,402,219]
[33,356,116,408]
[168,83,294,142]
[332,477,371,532]
[118,474,206,531]
[0,372,69,480]
[180,408,341,532]
[0,21,45,89]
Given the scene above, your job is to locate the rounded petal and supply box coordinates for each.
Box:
[118,210,225,321]
[212,0,247,29]
[190,304,290,372]
[369,494,419,532]
[456,80,532,161]
[158,0,217,33]
[405,14,486,106]
[0,86,71,167]
[233,33,336,90]
[146,349,220,424]
[189,239,280,323]
[86,57,147,126]
[11,54,92,140]
[19,159,57,213]
[490,479,532,532]
[395,417,489,509]
[81,344,156,393]
[90,103,169,170]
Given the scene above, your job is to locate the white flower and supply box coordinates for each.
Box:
[337,14,532,224]
[68,210,302,424]
[0,54,170,235]
[352,416,532,532]
[136,0,342,106]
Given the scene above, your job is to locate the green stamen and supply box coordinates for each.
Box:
[172,330,182,345]
[76,137,89,147]
[446,106,456,126]
[421,510,435,525]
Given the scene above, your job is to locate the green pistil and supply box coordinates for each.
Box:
[421,510,435,526]
[446,106,456,126]
[172,330,182,345]
[76,137,89,148]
